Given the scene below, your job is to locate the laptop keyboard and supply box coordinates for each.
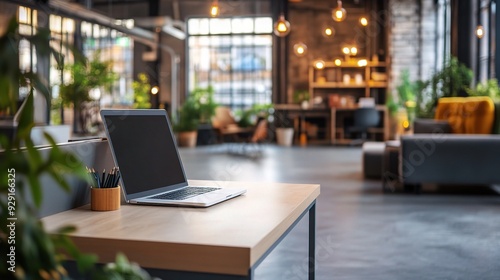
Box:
[149,187,221,201]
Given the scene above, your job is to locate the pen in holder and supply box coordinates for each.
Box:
[87,167,121,211]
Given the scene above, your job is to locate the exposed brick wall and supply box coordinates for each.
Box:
[0,2,17,35]
[389,0,439,91]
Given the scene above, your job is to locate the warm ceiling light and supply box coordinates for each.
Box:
[360,17,368,26]
[350,47,358,56]
[476,25,485,39]
[334,59,342,66]
[209,0,219,17]
[210,0,219,17]
[332,0,346,22]
[293,42,308,57]
[323,27,335,38]
[314,59,325,69]
[342,47,350,55]
[151,86,159,95]
[274,14,291,37]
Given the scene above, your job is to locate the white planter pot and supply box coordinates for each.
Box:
[276,128,294,146]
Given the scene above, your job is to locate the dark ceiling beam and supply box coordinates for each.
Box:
[92,0,147,7]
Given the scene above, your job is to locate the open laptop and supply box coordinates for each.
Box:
[100,109,246,207]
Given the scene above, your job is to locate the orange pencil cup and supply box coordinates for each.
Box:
[91,186,121,211]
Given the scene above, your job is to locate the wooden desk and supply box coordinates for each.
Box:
[330,105,389,144]
[274,104,331,144]
[42,180,320,279]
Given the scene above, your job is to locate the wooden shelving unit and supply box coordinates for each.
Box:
[308,61,388,100]
[308,60,390,144]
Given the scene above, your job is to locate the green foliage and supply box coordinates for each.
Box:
[0,17,61,116]
[0,92,95,279]
[60,52,117,107]
[386,70,418,122]
[190,86,218,124]
[95,253,154,280]
[235,103,273,128]
[132,73,151,109]
[416,56,473,118]
[174,86,219,132]
[0,19,152,279]
[293,90,310,104]
[466,78,500,101]
[174,97,199,132]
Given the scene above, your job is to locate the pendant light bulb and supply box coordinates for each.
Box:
[323,26,335,38]
[210,0,219,17]
[332,0,346,22]
[274,14,291,37]
[476,25,485,39]
[293,42,308,57]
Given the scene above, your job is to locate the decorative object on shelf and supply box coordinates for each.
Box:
[357,59,367,67]
[313,59,326,69]
[210,0,219,17]
[317,76,326,84]
[293,90,311,104]
[360,17,368,26]
[476,25,484,38]
[332,0,347,22]
[355,74,363,84]
[343,74,351,84]
[274,14,291,37]
[293,42,308,57]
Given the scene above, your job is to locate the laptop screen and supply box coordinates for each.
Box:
[103,112,187,196]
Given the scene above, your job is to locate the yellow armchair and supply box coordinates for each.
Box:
[435,96,495,134]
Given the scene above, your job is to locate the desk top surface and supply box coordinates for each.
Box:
[42,180,320,276]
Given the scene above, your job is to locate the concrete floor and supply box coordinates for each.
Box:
[179,145,500,280]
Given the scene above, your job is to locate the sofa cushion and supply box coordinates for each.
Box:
[435,97,465,133]
[435,97,494,134]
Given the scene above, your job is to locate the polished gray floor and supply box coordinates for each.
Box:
[179,145,500,280]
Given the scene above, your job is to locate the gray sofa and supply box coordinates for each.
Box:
[400,134,500,188]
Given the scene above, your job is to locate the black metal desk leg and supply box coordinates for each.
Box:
[309,202,316,280]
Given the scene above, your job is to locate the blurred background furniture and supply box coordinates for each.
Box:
[330,105,388,144]
[346,107,381,142]
[211,106,253,143]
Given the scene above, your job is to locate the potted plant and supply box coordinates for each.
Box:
[189,86,218,145]
[415,56,473,118]
[274,110,294,146]
[59,52,117,134]
[293,90,310,109]
[386,70,418,137]
[174,97,199,147]
[236,103,273,128]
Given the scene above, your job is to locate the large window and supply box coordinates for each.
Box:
[477,0,496,83]
[81,21,134,106]
[187,17,273,110]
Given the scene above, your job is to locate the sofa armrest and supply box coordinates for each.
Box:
[413,118,452,134]
[401,134,500,185]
